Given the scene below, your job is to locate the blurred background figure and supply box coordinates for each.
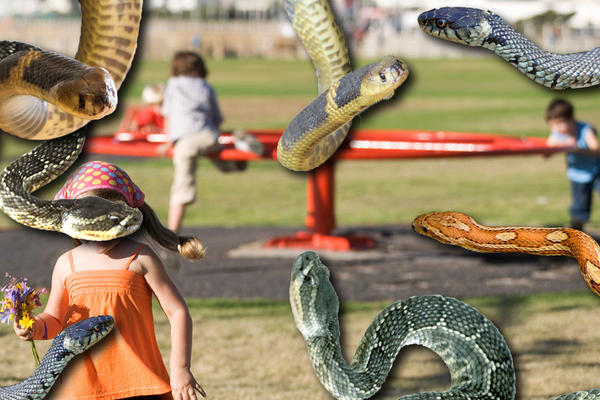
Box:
[546,99,600,231]
[129,82,165,133]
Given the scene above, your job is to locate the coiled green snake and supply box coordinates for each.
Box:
[0,316,114,400]
[418,7,600,90]
[0,0,143,240]
[290,251,600,400]
[277,0,409,171]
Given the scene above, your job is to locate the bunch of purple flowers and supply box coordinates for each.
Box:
[0,273,46,366]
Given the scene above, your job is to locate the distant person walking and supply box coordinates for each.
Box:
[546,99,600,230]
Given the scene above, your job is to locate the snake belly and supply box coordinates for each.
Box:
[412,211,600,297]
[0,316,114,400]
[0,0,142,140]
[418,7,600,90]
[278,0,409,171]
[0,0,143,240]
[289,251,516,400]
[279,0,352,172]
[0,129,142,240]
[0,43,118,138]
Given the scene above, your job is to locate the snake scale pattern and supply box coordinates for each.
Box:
[418,7,600,90]
[0,0,142,140]
[0,130,142,240]
[290,251,516,400]
[0,0,143,240]
[413,211,600,302]
[0,316,114,400]
[5,0,600,398]
[277,0,409,171]
[290,251,600,400]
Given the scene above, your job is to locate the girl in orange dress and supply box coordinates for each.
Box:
[13,161,207,400]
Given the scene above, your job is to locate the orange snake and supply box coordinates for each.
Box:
[412,211,600,295]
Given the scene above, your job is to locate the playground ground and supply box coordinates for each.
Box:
[1,223,600,399]
[2,57,600,398]
[0,222,590,301]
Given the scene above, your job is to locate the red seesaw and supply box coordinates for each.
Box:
[85,109,568,251]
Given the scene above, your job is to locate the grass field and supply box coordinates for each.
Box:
[1,56,600,230]
[0,57,599,398]
[1,292,600,399]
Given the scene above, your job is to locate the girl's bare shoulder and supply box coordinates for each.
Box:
[53,249,74,283]
[124,239,163,274]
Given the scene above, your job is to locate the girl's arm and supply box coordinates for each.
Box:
[14,253,70,340]
[141,247,206,400]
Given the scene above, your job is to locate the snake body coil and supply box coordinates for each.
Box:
[0,0,143,240]
[0,316,114,400]
[290,251,600,400]
[278,56,408,171]
[418,7,600,90]
[413,211,600,298]
[290,251,516,400]
[0,0,142,140]
[279,0,353,172]
[278,0,409,171]
[0,130,142,240]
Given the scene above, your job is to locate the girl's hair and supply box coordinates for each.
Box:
[77,189,205,260]
[545,99,574,121]
[171,51,207,78]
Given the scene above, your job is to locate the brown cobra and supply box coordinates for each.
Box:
[412,211,600,295]
[0,0,142,140]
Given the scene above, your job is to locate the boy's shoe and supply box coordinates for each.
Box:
[213,159,248,172]
[233,129,264,156]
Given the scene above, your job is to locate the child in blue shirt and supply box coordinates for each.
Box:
[546,99,600,230]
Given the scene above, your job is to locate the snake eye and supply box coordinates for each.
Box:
[108,214,121,224]
[93,324,102,332]
[378,72,387,83]
[421,226,429,233]
[436,19,447,29]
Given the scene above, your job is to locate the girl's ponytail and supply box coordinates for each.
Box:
[139,203,206,260]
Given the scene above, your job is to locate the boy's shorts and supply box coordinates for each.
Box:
[170,131,247,206]
[171,131,221,206]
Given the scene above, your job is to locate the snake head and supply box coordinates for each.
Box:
[289,251,340,340]
[418,7,494,46]
[361,55,409,102]
[51,67,117,120]
[412,211,474,245]
[58,196,143,241]
[62,315,114,355]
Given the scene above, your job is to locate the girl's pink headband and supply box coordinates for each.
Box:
[54,161,145,208]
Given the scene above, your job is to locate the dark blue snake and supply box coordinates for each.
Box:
[418,7,600,90]
[0,316,114,400]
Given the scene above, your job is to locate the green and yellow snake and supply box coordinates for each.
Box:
[277,0,409,171]
[290,251,600,400]
[0,316,114,400]
[418,7,600,90]
[0,0,143,240]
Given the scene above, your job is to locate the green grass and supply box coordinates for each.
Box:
[119,57,600,135]
[1,56,599,230]
[2,291,600,398]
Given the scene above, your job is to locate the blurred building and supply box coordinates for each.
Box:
[0,0,598,59]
